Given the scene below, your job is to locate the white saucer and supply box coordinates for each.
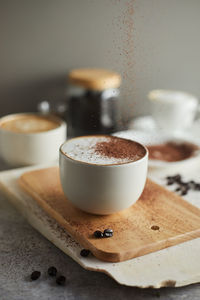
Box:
[128,115,200,142]
[114,129,200,171]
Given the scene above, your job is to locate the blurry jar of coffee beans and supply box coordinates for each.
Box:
[66,68,121,138]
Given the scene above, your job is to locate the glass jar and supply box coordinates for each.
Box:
[66,68,121,138]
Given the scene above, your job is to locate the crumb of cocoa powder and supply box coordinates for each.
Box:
[151,225,160,231]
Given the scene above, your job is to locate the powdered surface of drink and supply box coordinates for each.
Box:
[64,136,146,165]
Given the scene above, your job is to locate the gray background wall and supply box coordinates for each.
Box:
[0,0,200,121]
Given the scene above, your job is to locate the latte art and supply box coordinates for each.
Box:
[0,114,60,133]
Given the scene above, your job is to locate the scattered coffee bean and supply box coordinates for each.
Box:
[195,183,200,191]
[167,179,174,185]
[80,249,90,257]
[166,175,200,196]
[188,181,196,189]
[94,230,104,238]
[103,228,113,238]
[173,174,181,182]
[151,225,160,231]
[56,275,66,286]
[48,266,57,277]
[181,190,188,196]
[31,271,41,281]
[167,174,182,185]
[182,186,189,193]
[181,182,189,188]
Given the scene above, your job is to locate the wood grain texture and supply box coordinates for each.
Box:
[19,167,200,262]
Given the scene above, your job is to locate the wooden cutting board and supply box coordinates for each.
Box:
[19,167,200,262]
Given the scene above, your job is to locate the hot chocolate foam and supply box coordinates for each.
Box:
[0,114,60,133]
[63,135,146,165]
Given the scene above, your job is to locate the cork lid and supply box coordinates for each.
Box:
[68,68,121,91]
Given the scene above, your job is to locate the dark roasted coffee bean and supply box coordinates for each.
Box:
[103,228,113,238]
[94,230,104,238]
[56,275,66,285]
[80,249,90,257]
[181,190,188,196]
[183,184,189,191]
[31,271,41,281]
[173,174,181,182]
[167,179,174,185]
[188,181,196,189]
[195,183,200,191]
[48,266,57,277]
[189,180,195,184]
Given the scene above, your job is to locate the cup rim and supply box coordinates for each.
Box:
[60,135,148,167]
[0,112,66,136]
[148,89,198,103]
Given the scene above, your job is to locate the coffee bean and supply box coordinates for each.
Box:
[181,190,188,196]
[56,275,66,286]
[94,230,104,238]
[103,228,113,238]
[80,249,90,257]
[173,174,181,182]
[167,179,174,185]
[166,175,181,183]
[181,182,189,187]
[48,266,57,277]
[183,185,189,192]
[195,183,200,191]
[166,175,200,195]
[30,271,41,281]
[187,181,195,190]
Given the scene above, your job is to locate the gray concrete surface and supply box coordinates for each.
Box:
[0,159,200,300]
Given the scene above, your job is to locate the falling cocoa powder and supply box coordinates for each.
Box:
[108,0,135,127]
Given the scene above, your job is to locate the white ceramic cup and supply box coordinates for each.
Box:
[0,113,66,166]
[59,136,148,215]
[148,90,199,133]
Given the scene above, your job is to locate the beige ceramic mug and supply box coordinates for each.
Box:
[59,135,148,215]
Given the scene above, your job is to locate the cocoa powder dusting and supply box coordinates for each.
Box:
[95,136,145,162]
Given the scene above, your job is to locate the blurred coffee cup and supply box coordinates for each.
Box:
[148,90,199,133]
[0,113,66,166]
